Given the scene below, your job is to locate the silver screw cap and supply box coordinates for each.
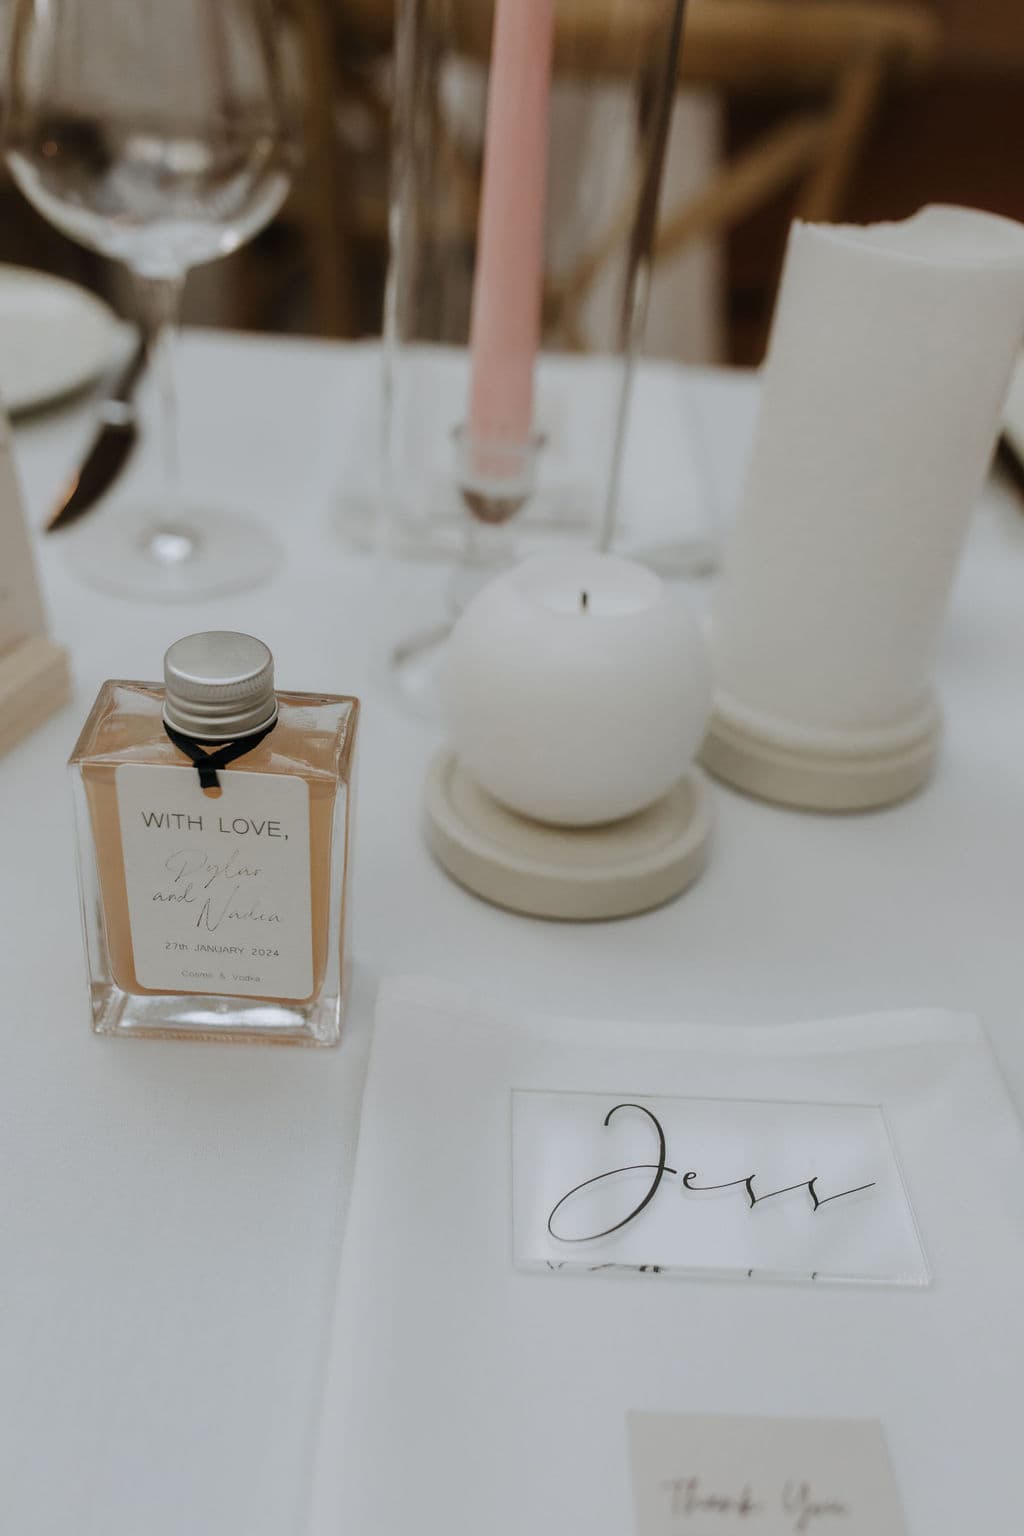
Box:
[162,631,277,742]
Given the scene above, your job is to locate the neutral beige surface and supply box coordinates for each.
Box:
[0,398,69,755]
[0,634,71,759]
[0,406,47,650]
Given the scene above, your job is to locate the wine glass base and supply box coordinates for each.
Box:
[624,536,721,579]
[64,502,284,602]
[380,544,510,722]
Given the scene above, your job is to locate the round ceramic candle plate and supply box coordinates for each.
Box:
[423,749,713,920]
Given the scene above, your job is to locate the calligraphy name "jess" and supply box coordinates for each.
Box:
[547,1103,876,1244]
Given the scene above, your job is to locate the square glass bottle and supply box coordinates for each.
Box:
[69,631,358,1045]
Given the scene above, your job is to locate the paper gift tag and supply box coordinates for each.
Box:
[628,1412,908,1536]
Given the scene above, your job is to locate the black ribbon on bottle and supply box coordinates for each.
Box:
[163,717,278,790]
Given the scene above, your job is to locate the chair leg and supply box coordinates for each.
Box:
[544,113,826,350]
[655,113,826,261]
[295,0,357,337]
[796,46,888,224]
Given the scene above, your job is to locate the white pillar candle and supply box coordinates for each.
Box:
[443,551,710,826]
[713,205,1024,737]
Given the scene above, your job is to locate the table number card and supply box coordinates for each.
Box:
[512,1089,928,1285]
[628,1412,908,1536]
[0,405,69,755]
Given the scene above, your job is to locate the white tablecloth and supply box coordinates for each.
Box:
[2,330,1022,1535]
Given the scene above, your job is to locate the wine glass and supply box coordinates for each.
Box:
[4,0,297,600]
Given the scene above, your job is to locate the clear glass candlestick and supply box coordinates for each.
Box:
[450,424,545,603]
[362,0,709,720]
[5,0,296,601]
[382,427,546,717]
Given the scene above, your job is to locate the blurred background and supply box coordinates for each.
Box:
[1,0,1021,368]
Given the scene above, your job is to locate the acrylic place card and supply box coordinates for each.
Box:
[512,1090,928,1286]
[628,1412,908,1536]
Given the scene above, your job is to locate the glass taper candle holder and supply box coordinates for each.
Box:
[69,633,358,1045]
[347,0,714,715]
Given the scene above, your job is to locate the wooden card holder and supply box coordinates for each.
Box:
[0,407,70,755]
[0,633,70,757]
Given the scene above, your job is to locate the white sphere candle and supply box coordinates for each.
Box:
[443,551,711,826]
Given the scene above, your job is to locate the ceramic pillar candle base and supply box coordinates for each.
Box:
[423,750,713,920]
[701,690,941,812]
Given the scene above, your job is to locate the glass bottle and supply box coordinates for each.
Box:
[68,632,358,1045]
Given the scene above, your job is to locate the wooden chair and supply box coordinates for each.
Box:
[661,4,940,242]
[550,1,940,349]
[293,0,940,343]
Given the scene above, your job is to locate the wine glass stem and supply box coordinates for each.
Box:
[134,272,197,563]
[446,517,517,617]
[464,516,515,571]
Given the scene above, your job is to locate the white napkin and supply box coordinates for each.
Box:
[309,978,1024,1535]
[712,205,1024,734]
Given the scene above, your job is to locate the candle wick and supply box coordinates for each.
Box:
[581,590,589,613]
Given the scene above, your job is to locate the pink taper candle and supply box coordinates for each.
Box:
[467,0,555,455]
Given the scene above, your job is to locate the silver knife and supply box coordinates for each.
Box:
[46,331,148,531]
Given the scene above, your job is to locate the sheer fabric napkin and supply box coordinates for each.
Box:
[309,978,1024,1535]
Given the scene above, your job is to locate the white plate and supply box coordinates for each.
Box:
[0,264,119,414]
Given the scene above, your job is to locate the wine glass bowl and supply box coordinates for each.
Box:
[4,0,298,599]
[7,113,291,279]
